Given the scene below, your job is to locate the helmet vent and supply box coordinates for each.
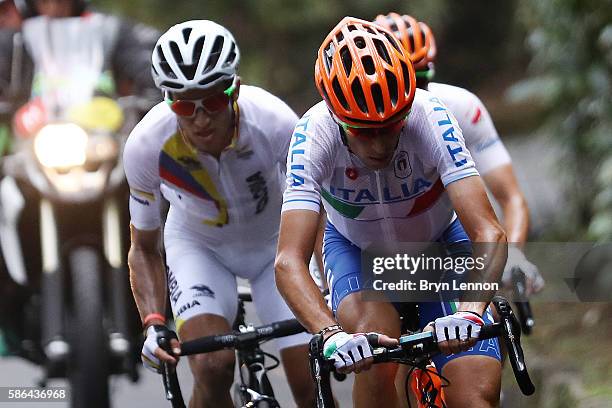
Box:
[372,39,391,65]
[347,24,358,32]
[419,23,428,43]
[323,41,335,75]
[407,27,416,52]
[336,32,344,42]
[332,77,349,110]
[400,61,411,96]
[169,41,184,64]
[182,28,193,43]
[171,41,198,80]
[204,36,224,73]
[351,79,368,114]
[362,56,375,75]
[340,46,353,77]
[385,70,398,105]
[156,45,177,79]
[161,81,182,90]
[382,32,401,52]
[226,42,237,66]
[320,81,330,103]
[387,16,399,33]
[199,72,223,86]
[364,25,377,35]
[354,37,366,49]
[371,83,384,114]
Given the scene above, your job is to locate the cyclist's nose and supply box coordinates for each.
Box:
[192,108,212,126]
[369,137,390,155]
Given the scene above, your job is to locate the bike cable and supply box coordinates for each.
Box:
[262,351,281,370]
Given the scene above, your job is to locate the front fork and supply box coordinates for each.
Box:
[39,198,69,376]
[102,198,134,375]
[40,196,133,379]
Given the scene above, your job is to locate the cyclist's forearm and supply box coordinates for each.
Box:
[275,255,336,334]
[497,193,529,245]
[483,165,530,246]
[128,246,168,325]
[462,226,507,309]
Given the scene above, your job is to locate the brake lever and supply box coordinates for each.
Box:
[511,267,535,335]
[492,296,535,395]
[158,334,186,407]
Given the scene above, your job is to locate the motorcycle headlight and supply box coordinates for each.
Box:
[34,124,88,168]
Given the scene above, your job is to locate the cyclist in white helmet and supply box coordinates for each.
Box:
[124,20,314,407]
[374,12,544,295]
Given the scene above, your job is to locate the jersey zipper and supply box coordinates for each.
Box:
[218,151,240,225]
[374,170,394,241]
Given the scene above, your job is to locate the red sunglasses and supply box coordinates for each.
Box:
[341,117,406,138]
[166,79,238,118]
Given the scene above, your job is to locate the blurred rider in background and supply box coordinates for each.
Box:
[0,0,160,111]
[374,12,544,296]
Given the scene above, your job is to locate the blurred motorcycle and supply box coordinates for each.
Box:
[0,15,147,407]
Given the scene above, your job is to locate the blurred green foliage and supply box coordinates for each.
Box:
[510,0,612,240]
[93,0,520,113]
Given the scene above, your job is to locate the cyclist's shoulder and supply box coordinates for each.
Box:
[125,101,176,159]
[427,82,485,111]
[296,101,337,133]
[239,85,294,116]
[238,85,298,131]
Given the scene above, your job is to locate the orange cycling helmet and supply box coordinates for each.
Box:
[373,13,437,72]
[315,16,416,128]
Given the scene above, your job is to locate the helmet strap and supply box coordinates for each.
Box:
[226,99,240,149]
[337,122,348,147]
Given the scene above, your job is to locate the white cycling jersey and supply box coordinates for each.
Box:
[428,82,511,175]
[282,89,479,248]
[124,85,296,240]
[124,86,310,350]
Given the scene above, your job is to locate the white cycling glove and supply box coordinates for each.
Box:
[323,331,372,370]
[432,311,484,343]
[502,246,545,295]
[140,325,168,374]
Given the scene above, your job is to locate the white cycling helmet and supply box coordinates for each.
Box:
[152,20,240,92]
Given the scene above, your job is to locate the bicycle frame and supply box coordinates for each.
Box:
[159,290,305,408]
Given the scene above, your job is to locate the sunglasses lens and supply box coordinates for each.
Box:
[345,119,405,138]
[202,94,230,113]
[170,100,196,117]
[169,92,231,117]
[346,127,376,137]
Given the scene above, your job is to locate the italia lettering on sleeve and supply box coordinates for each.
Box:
[289,131,307,187]
[431,98,468,168]
[447,145,468,167]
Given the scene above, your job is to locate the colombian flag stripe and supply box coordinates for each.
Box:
[159,151,215,202]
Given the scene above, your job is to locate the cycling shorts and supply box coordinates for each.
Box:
[163,207,309,351]
[322,218,501,370]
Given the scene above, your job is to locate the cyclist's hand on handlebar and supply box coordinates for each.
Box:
[502,247,545,295]
[323,331,397,374]
[141,325,181,373]
[425,311,484,356]
[323,331,371,374]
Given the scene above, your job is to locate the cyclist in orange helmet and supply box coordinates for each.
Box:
[374,12,543,298]
[276,17,506,407]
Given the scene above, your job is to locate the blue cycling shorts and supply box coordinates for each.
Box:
[322,218,501,371]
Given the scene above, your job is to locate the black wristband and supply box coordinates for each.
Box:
[318,324,343,336]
